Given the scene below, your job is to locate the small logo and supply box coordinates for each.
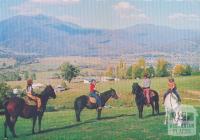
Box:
[167,105,198,136]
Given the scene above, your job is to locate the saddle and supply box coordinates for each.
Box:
[24,96,37,106]
[88,96,96,104]
[143,89,155,97]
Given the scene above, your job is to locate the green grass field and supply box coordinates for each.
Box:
[1,76,200,140]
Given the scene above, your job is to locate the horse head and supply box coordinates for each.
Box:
[132,83,139,94]
[110,88,119,99]
[44,85,56,99]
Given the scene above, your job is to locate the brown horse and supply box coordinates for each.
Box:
[132,83,159,118]
[2,85,56,138]
[74,88,119,122]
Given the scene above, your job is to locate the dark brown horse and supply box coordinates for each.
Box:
[132,83,159,118]
[74,88,119,122]
[2,85,56,138]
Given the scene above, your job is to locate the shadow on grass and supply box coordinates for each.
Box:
[144,112,165,118]
[25,114,136,136]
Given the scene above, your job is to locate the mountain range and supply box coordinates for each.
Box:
[0,15,200,58]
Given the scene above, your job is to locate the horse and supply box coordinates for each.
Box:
[132,83,159,118]
[164,92,182,126]
[2,85,56,138]
[74,88,119,122]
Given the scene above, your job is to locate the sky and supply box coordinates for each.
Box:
[0,0,200,30]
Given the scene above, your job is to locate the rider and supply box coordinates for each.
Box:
[143,74,151,105]
[89,79,102,109]
[26,79,41,111]
[163,78,181,103]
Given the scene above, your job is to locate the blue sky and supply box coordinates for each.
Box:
[0,0,200,30]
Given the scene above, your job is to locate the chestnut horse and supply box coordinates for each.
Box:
[2,85,56,138]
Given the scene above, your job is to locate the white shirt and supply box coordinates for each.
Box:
[143,78,151,88]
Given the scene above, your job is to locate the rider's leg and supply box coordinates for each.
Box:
[146,88,150,104]
[96,95,102,108]
[144,89,150,105]
[172,89,181,102]
[90,92,101,108]
[27,94,41,110]
[36,97,41,110]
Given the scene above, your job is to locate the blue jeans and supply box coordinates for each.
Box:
[90,92,102,107]
[163,89,181,101]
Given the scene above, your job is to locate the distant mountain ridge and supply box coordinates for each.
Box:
[0,15,200,58]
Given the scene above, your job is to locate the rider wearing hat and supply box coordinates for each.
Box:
[26,79,41,111]
[163,78,181,103]
[143,74,151,105]
[89,79,102,109]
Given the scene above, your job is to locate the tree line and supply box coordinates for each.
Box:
[105,58,193,79]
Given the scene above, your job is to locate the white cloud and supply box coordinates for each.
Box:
[113,2,136,11]
[10,4,43,15]
[113,2,149,20]
[168,13,200,22]
[31,0,80,5]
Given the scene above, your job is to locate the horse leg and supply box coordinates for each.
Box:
[4,114,9,139]
[32,116,37,134]
[4,121,7,139]
[151,102,155,115]
[164,108,168,125]
[38,114,43,132]
[155,101,160,115]
[8,116,17,137]
[138,105,143,119]
[97,109,102,120]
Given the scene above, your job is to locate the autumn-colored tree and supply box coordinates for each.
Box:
[131,58,146,79]
[173,64,185,76]
[105,66,114,77]
[173,64,192,76]
[156,58,170,77]
[116,59,127,79]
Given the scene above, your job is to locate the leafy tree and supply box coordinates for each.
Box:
[0,82,11,106]
[24,71,29,80]
[173,64,185,76]
[60,63,80,83]
[105,66,114,77]
[173,64,192,76]
[156,58,170,77]
[126,66,132,79]
[31,73,36,80]
[183,65,192,76]
[146,66,155,78]
[116,59,127,79]
[131,58,146,79]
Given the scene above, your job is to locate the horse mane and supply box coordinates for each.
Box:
[132,83,143,95]
[100,89,113,96]
[38,85,51,98]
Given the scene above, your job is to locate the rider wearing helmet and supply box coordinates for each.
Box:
[26,79,41,111]
[143,74,151,105]
[163,78,181,103]
[89,79,102,109]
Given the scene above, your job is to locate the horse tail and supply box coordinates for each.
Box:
[74,95,88,122]
[0,98,9,115]
[152,90,159,114]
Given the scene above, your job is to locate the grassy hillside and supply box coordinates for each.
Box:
[1,76,200,139]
